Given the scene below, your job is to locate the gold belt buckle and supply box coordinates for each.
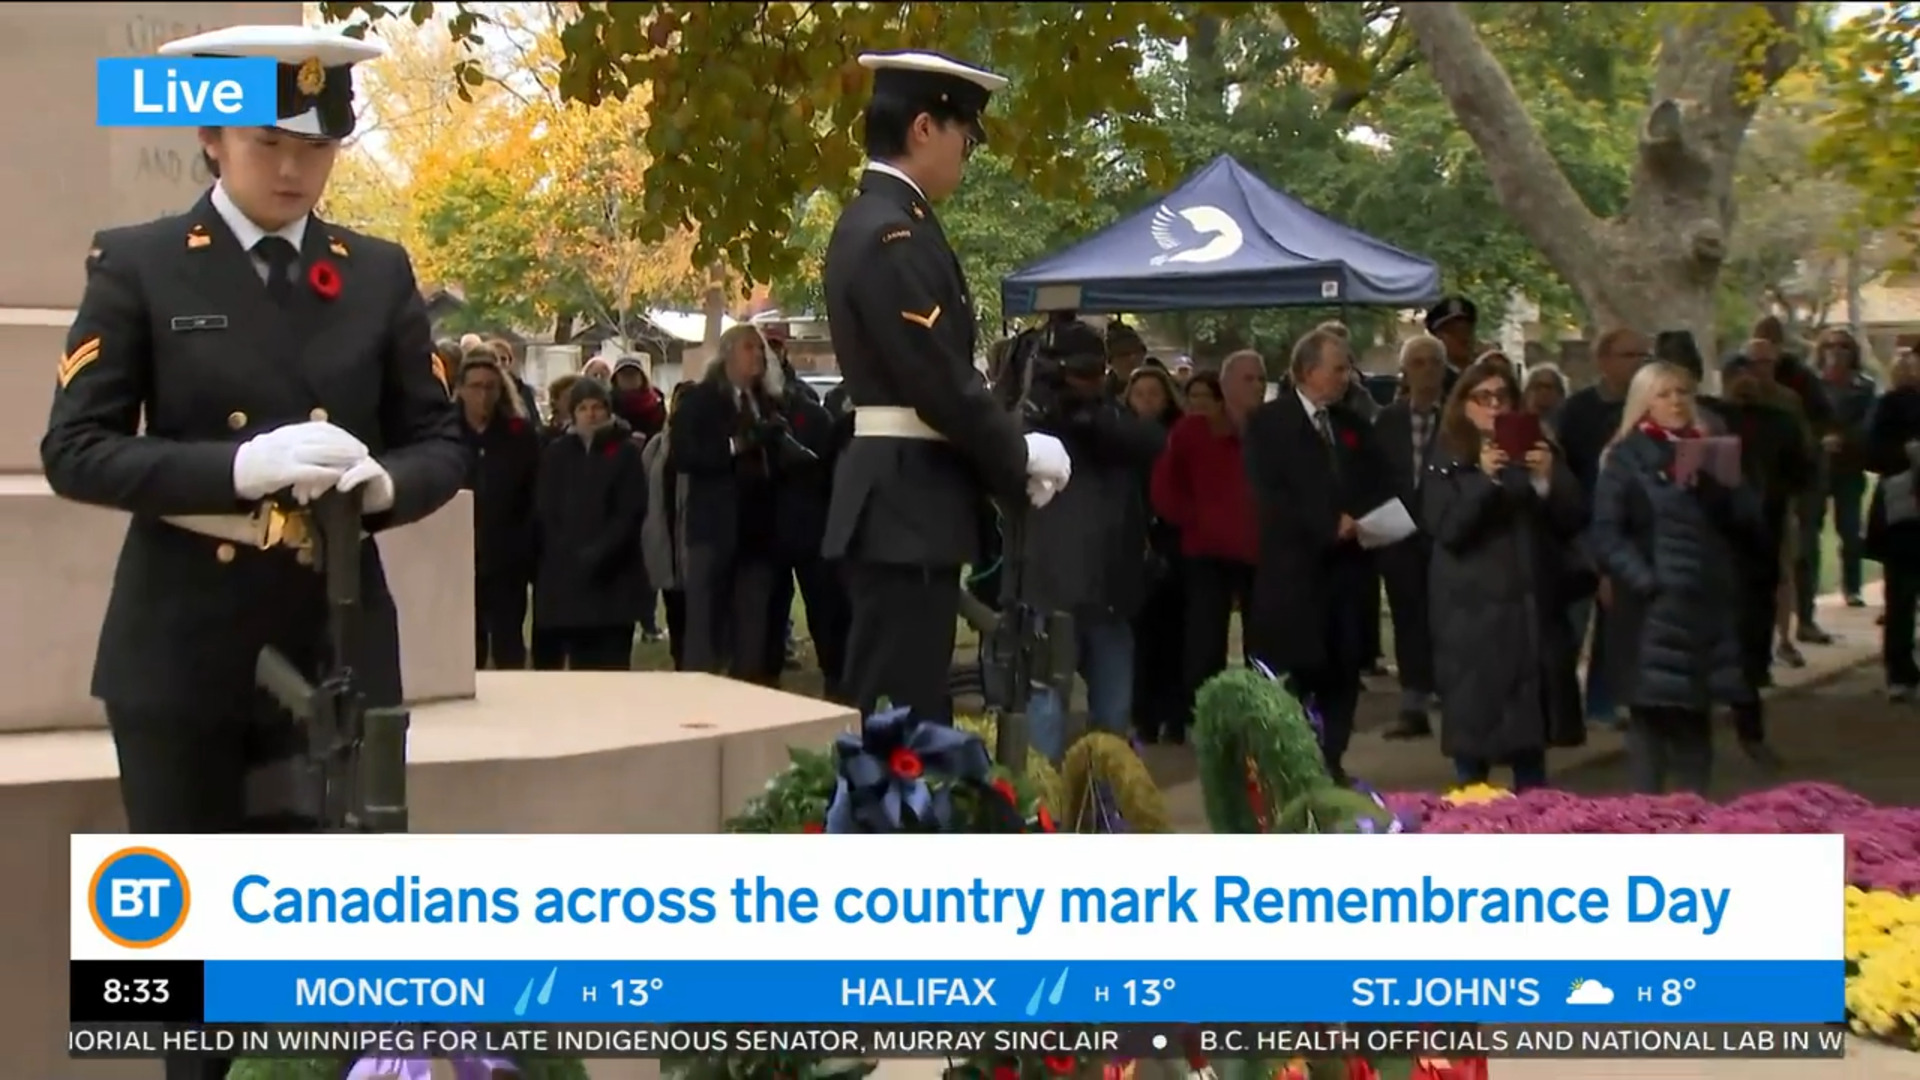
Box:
[249,503,313,551]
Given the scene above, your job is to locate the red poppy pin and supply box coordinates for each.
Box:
[308,260,341,301]
[800,822,825,834]
[1338,428,1358,449]
[888,747,923,780]
[992,1067,1019,1080]
[602,442,620,460]
[1043,1056,1076,1075]
[506,416,527,435]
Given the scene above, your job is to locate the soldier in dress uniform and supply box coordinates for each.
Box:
[821,51,1073,722]
[41,23,464,895]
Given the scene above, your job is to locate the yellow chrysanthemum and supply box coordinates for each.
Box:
[1442,783,1513,806]
[1843,886,1920,1049]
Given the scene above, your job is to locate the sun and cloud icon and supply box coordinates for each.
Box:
[1566,978,1616,1006]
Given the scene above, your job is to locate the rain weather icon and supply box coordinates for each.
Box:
[513,967,559,1017]
[1024,967,1070,1017]
[1565,979,1615,1006]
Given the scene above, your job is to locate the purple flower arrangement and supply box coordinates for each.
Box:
[1384,782,1920,895]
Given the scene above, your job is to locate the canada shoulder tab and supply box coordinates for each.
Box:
[876,223,916,248]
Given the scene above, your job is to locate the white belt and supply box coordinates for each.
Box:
[853,406,945,442]
[163,509,366,549]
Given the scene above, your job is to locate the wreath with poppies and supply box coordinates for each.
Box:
[666,711,1054,1080]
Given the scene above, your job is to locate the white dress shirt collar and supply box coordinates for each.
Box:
[211,180,308,253]
[865,161,927,202]
[1298,388,1325,422]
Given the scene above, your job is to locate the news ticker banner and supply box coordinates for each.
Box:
[68,1022,1848,1060]
[72,834,1845,1024]
[70,958,1842,1024]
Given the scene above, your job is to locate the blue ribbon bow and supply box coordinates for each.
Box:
[824,707,995,833]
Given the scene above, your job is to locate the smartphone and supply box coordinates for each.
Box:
[1493,412,1543,460]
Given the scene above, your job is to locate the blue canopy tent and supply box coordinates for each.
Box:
[1000,155,1442,316]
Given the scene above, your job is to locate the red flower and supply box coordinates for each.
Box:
[602,442,620,459]
[1338,427,1358,449]
[992,778,1018,805]
[992,1067,1019,1080]
[506,416,527,435]
[308,260,341,301]
[801,822,825,834]
[1034,805,1057,833]
[889,747,923,780]
[1043,1056,1076,1075]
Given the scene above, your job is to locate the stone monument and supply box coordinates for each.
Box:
[0,6,850,1075]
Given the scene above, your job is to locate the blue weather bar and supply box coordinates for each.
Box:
[198,960,1844,1024]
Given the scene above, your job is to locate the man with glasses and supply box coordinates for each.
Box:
[821,51,1072,723]
[1553,327,1651,728]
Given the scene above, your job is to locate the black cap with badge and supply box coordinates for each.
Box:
[859,51,1008,144]
[158,25,387,141]
[1424,296,1479,334]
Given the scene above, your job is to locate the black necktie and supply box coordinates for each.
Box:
[253,236,299,305]
[1313,408,1334,444]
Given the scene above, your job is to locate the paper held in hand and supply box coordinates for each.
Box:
[1356,498,1417,550]
[1671,436,1742,487]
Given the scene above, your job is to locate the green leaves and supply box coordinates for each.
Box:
[315,1,1368,287]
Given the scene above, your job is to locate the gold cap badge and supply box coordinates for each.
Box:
[295,58,326,97]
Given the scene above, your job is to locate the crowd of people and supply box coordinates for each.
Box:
[438,300,1912,797]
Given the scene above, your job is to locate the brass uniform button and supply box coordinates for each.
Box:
[215,543,237,563]
[227,410,247,430]
[309,407,329,422]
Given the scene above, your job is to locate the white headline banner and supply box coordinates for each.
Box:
[72,834,1842,962]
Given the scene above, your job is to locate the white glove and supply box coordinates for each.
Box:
[1027,474,1065,508]
[336,457,396,514]
[231,422,368,501]
[1022,431,1073,484]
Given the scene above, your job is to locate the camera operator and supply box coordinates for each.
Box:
[1014,320,1167,761]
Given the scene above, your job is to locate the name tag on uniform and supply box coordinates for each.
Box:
[170,314,228,332]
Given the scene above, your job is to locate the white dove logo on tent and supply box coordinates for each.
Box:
[1150,204,1246,266]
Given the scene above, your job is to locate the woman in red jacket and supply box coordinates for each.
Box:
[1151,362,1262,730]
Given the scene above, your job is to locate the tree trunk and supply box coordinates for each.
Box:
[1402,3,1800,362]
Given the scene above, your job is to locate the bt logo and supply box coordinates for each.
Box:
[87,847,191,948]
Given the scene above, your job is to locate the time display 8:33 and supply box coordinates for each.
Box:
[70,960,203,1023]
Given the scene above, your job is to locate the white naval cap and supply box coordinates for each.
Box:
[158,25,387,140]
[857,51,1006,142]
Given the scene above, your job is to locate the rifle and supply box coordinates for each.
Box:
[255,490,411,833]
[970,321,1077,768]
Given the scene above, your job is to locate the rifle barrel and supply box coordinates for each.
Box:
[255,645,316,717]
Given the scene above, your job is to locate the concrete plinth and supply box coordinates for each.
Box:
[20,672,854,1078]
[0,476,478,731]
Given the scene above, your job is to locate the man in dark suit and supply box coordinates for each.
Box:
[821,51,1071,721]
[1372,334,1449,739]
[41,24,466,1080]
[1244,327,1392,783]
[1426,295,1479,396]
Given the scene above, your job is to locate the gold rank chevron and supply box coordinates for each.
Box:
[900,305,942,329]
[57,337,101,389]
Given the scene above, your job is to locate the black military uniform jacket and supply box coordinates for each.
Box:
[41,190,466,716]
[820,167,1027,568]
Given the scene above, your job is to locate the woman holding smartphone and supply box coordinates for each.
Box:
[1422,359,1589,790]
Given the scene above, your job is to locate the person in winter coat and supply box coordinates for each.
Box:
[640,381,697,671]
[1814,327,1877,607]
[609,356,667,440]
[1017,322,1167,761]
[1424,359,1587,790]
[669,325,796,682]
[1862,350,1920,699]
[530,379,648,671]
[1124,366,1187,743]
[455,354,541,670]
[761,376,847,696]
[1591,361,1768,793]
[1716,353,1816,764]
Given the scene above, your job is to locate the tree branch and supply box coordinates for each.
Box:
[1401,3,1603,283]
